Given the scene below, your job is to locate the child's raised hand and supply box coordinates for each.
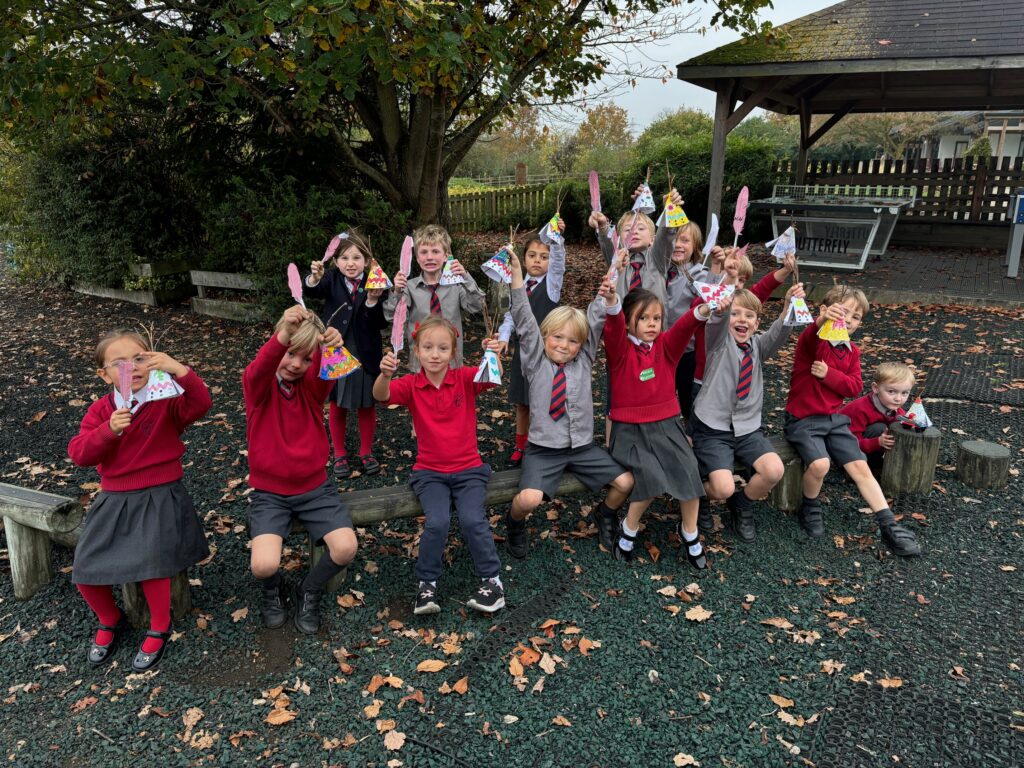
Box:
[137,351,188,378]
[109,407,132,436]
[366,288,383,304]
[630,184,645,201]
[509,248,524,287]
[810,360,829,379]
[310,260,325,282]
[824,302,847,323]
[598,275,617,304]
[279,305,310,343]
[449,259,466,277]
[482,337,502,354]
[496,340,510,357]
[616,248,629,271]
[785,282,805,301]
[588,211,609,231]
[380,350,399,377]
[667,187,684,207]
[321,326,342,348]
[393,271,408,292]
[781,252,797,275]
[711,246,726,266]
[714,293,734,315]
[879,431,896,450]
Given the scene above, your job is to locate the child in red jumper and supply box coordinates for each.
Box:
[604,287,715,566]
[244,307,358,634]
[783,287,920,557]
[69,331,212,671]
[373,317,506,616]
[840,362,916,479]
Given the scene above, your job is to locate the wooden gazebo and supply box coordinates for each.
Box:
[676,0,1024,228]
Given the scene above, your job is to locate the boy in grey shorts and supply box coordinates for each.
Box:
[691,284,804,543]
[504,249,634,558]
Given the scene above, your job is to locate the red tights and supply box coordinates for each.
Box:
[78,578,171,652]
[328,403,376,458]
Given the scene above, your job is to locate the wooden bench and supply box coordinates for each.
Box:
[189,270,262,322]
[1,483,191,627]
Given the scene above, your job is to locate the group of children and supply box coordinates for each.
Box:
[67,196,921,670]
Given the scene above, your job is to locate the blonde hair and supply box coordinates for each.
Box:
[676,221,704,265]
[822,285,869,315]
[874,362,916,387]
[540,306,588,350]
[412,315,458,348]
[721,246,754,281]
[275,311,325,356]
[413,224,452,255]
[615,211,655,241]
[731,288,762,315]
[93,330,151,368]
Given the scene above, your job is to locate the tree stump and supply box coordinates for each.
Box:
[769,456,804,512]
[122,572,193,628]
[956,440,1010,489]
[880,424,942,496]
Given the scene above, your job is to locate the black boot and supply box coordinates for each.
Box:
[596,502,619,553]
[291,582,322,635]
[697,497,713,532]
[728,491,756,543]
[260,574,287,629]
[798,496,825,538]
[505,510,529,559]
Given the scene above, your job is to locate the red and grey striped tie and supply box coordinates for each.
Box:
[736,342,753,400]
[526,278,538,296]
[428,285,441,315]
[667,265,679,285]
[629,262,642,291]
[549,364,567,421]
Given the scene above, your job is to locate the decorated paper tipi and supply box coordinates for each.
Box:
[320,345,361,380]
[898,397,933,430]
[783,296,814,326]
[766,226,798,262]
[439,257,465,285]
[547,211,564,242]
[697,281,735,311]
[146,369,185,400]
[481,246,513,284]
[473,348,502,385]
[818,316,850,343]
[632,183,656,215]
[657,194,689,228]
[365,261,392,290]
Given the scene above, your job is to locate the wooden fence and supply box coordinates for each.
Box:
[449,183,549,232]
[777,156,1024,224]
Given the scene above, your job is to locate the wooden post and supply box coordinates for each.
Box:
[768,456,804,512]
[3,517,53,599]
[707,79,734,232]
[880,425,942,496]
[956,441,1010,489]
[122,572,193,628]
[515,162,527,186]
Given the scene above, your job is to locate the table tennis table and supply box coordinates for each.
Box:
[750,184,917,270]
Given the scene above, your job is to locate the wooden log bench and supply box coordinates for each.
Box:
[1,483,191,626]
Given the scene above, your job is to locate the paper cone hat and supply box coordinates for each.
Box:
[818,317,850,343]
[481,247,513,284]
[439,258,465,285]
[320,344,362,380]
[632,183,656,214]
[783,296,814,326]
[365,262,392,290]
[473,348,502,385]
[767,226,797,262]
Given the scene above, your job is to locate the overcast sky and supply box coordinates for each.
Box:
[592,0,840,131]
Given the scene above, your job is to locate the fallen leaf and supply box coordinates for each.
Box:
[878,677,903,689]
[265,708,297,726]
[673,753,701,767]
[508,656,524,677]
[645,541,660,563]
[416,659,448,673]
[850,671,870,683]
[231,607,248,623]
[769,694,794,708]
[578,637,595,656]
[376,718,397,733]
[663,605,681,616]
[685,606,713,622]
[832,595,856,605]
[383,730,406,750]
[452,676,469,695]
[538,619,561,630]
[999,565,1017,572]
[70,696,98,713]
[656,585,678,597]
[820,659,846,675]
[539,652,557,675]
[761,617,794,630]
[777,710,805,727]
[182,707,204,729]
[228,730,255,748]
[551,715,572,727]
[363,700,383,718]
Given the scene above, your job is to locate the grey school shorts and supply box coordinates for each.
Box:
[691,417,777,477]
[249,479,353,544]
[520,442,626,501]
[783,413,865,467]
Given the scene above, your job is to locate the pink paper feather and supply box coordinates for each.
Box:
[116,360,133,405]
[287,263,305,308]
[588,170,601,213]
[733,186,749,237]
[391,301,408,352]
[399,235,413,276]
[321,234,342,262]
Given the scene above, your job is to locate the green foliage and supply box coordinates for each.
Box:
[634,108,714,160]
[964,136,993,160]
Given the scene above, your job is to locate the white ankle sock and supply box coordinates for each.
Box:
[487,576,503,589]
[682,526,702,556]
[618,521,638,551]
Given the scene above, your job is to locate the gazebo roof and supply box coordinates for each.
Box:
[677,0,1024,114]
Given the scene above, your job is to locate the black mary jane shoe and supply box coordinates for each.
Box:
[88,617,129,667]
[678,522,709,571]
[613,524,637,563]
[132,629,172,672]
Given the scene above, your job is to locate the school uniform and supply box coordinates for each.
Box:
[691,307,793,477]
[665,259,710,418]
[597,223,673,303]
[384,272,484,373]
[510,286,624,500]
[783,324,866,467]
[841,394,905,476]
[243,336,352,542]
[384,366,500,583]
[304,270,387,408]
[497,228,566,405]
[67,370,212,585]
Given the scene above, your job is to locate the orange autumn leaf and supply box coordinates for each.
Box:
[452,676,469,694]
[509,656,524,677]
[416,659,448,673]
[578,637,595,656]
[517,644,541,666]
[878,677,903,689]
[645,541,660,563]
[265,708,297,726]
[538,619,561,630]
[551,715,572,727]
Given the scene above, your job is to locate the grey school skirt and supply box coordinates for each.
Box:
[609,418,705,502]
[331,366,375,409]
[72,480,210,585]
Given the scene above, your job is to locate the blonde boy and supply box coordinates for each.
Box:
[840,362,917,478]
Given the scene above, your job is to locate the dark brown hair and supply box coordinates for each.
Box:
[622,288,664,332]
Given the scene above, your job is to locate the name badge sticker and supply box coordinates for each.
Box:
[639,368,656,382]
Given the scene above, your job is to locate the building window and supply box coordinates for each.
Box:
[953,141,969,159]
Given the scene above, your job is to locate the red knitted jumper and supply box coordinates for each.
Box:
[785,324,863,419]
[605,307,704,423]
[840,394,905,453]
[68,370,212,492]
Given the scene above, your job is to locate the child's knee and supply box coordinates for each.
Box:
[759,455,786,485]
[807,458,830,478]
[705,473,735,500]
[250,554,281,580]
[845,459,871,480]
[515,489,544,512]
[611,471,634,494]
[325,529,358,565]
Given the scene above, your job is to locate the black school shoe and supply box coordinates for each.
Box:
[292,583,322,635]
[505,510,529,559]
[613,523,637,563]
[880,523,921,557]
[697,497,714,532]
[260,579,288,629]
[798,498,825,539]
[466,579,505,613]
[87,616,129,666]
[413,581,441,615]
[728,493,756,543]
[677,522,709,571]
[132,629,171,672]
[596,504,620,553]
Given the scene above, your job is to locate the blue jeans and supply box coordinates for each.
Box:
[409,464,499,583]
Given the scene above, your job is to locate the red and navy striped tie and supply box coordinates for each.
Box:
[526,279,538,297]
[736,342,753,400]
[629,262,643,291]
[428,285,441,315]
[667,265,678,285]
[549,364,567,421]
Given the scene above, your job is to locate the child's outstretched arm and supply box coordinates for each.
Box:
[496,310,515,356]
[585,275,620,361]
[649,188,682,275]
[509,249,544,372]
[304,260,329,298]
[243,306,308,407]
[541,221,567,303]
